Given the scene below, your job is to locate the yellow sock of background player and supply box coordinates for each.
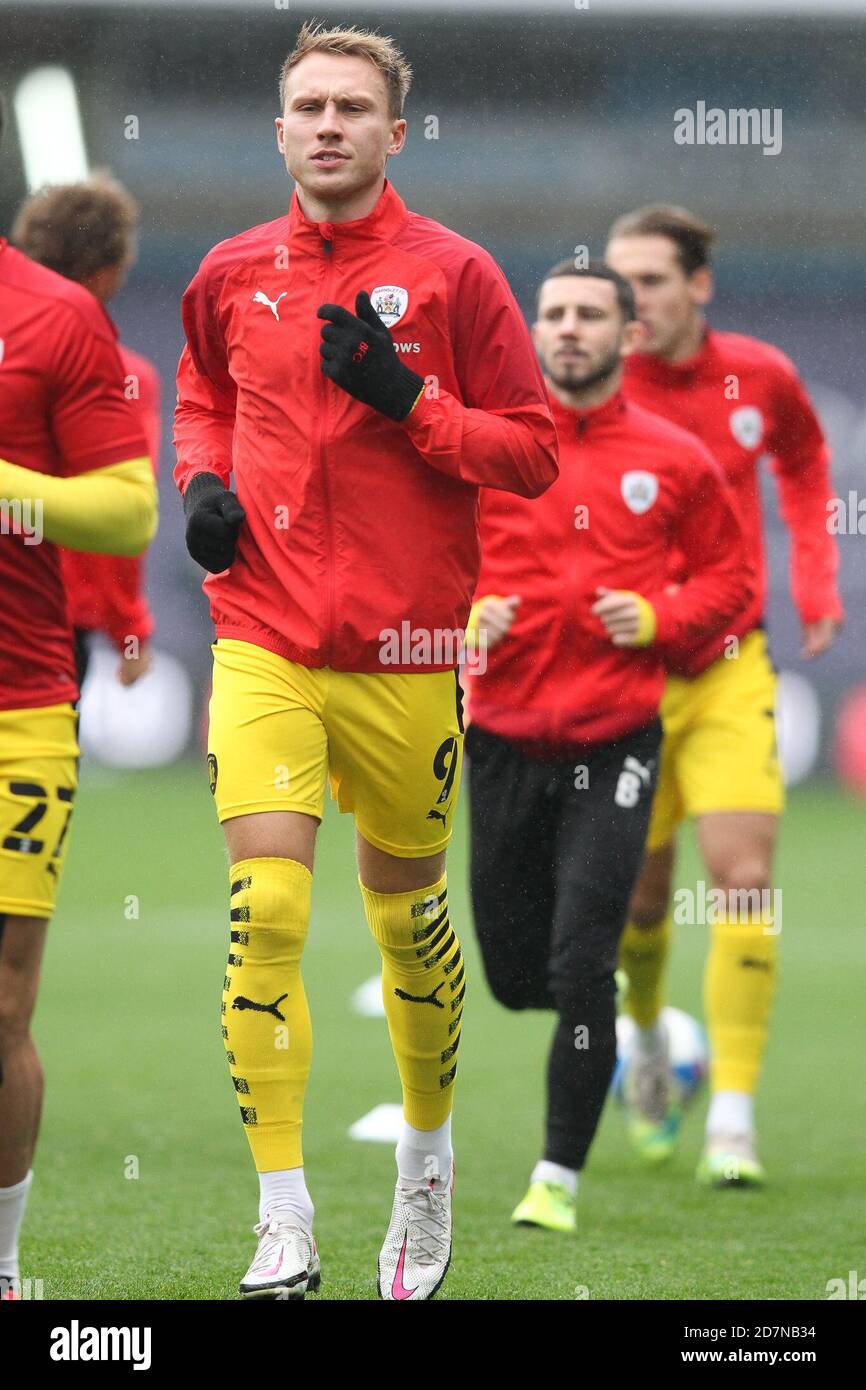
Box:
[361,873,464,1178]
[619,915,671,1028]
[221,857,312,1172]
[704,914,778,1099]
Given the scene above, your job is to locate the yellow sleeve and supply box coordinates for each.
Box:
[465,594,504,652]
[629,592,658,647]
[0,456,157,556]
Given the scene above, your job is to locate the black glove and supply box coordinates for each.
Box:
[317,291,425,421]
[183,472,245,573]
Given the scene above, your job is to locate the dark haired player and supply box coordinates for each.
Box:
[607,206,842,1184]
[464,260,751,1231]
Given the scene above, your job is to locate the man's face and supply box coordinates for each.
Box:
[605,234,712,357]
[276,53,405,202]
[532,275,636,392]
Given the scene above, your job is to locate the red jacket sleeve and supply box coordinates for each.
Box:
[398,252,558,498]
[63,550,155,651]
[50,303,148,476]
[101,553,154,650]
[647,451,754,652]
[60,346,160,650]
[133,354,162,479]
[765,354,844,624]
[173,261,237,494]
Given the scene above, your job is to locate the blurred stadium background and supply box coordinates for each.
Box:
[1,0,864,779]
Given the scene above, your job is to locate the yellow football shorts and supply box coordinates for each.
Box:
[646,628,784,852]
[0,702,79,919]
[207,639,465,858]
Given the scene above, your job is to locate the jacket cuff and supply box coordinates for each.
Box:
[182,470,227,512]
[386,363,426,422]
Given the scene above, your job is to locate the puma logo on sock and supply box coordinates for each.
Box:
[232,993,288,1020]
[394,982,446,1008]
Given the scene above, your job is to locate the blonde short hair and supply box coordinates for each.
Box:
[279,20,412,121]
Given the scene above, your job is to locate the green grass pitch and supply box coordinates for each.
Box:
[24,761,865,1300]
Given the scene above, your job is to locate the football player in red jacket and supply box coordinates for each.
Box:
[0,101,156,1298]
[607,205,843,1185]
[464,261,751,1233]
[174,21,557,1300]
[12,173,160,690]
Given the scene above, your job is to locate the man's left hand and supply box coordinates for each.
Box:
[801,616,840,660]
[317,291,425,422]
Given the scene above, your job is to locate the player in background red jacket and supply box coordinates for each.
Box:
[12,174,160,689]
[173,22,557,1301]
[0,99,156,1301]
[607,205,843,1185]
[464,261,751,1233]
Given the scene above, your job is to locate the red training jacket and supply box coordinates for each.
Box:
[465,388,752,751]
[174,178,558,672]
[0,239,147,712]
[622,328,843,674]
[60,344,160,652]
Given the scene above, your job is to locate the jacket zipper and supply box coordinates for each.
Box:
[317,230,335,664]
[558,414,588,743]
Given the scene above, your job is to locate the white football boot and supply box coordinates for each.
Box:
[377,1167,453,1301]
[238,1213,321,1300]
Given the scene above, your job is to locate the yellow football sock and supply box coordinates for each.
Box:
[360,873,464,1131]
[221,857,312,1170]
[619,915,671,1028]
[704,914,778,1094]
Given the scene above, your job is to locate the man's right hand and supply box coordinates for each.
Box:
[470,594,521,652]
[183,472,245,573]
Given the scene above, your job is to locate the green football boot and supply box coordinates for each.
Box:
[696,1133,766,1188]
[511,1180,576,1233]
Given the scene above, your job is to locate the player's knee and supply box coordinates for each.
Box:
[489,979,531,1011]
[711,856,772,897]
[628,893,669,929]
[549,951,616,1019]
[0,987,35,1047]
[627,849,673,927]
[485,965,544,1012]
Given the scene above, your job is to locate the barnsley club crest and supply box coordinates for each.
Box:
[730,405,764,449]
[370,285,409,327]
[621,470,659,515]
